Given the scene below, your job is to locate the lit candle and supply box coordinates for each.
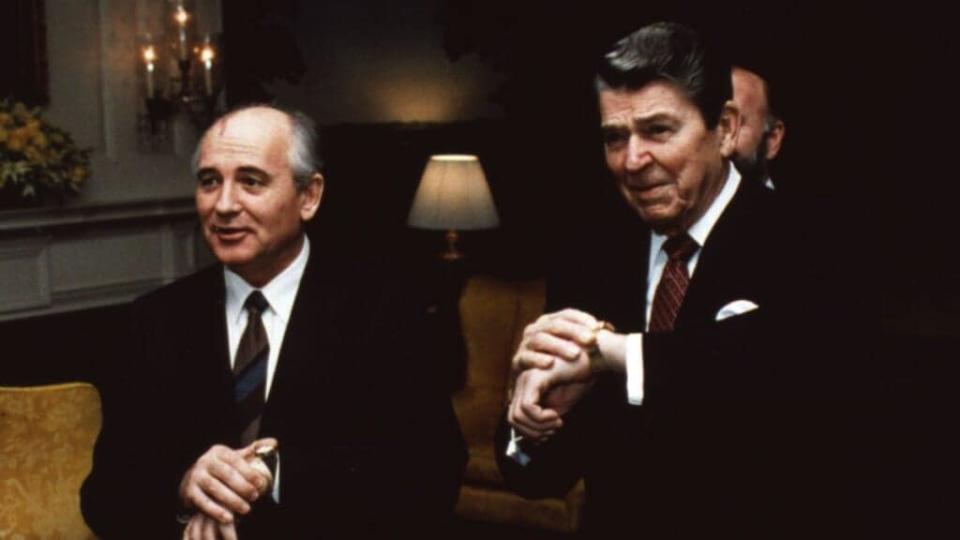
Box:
[200,44,215,96]
[143,45,157,98]
[174,5,189,61]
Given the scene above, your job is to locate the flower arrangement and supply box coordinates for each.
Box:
[0,100,91,205]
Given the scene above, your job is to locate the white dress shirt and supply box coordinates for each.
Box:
[224,236,310,397]
[223,235,310,502]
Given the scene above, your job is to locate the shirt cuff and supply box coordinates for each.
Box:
[505,427,532,466]
[271,454,281,503]
[625,333,644,406]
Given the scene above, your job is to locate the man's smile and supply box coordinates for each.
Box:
[210,225,251,242]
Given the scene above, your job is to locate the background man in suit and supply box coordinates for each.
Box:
[497,22,827,537]
[82,105,466,538]
[731,65,785,188]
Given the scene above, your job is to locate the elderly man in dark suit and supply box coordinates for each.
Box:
[497,22,829,538]
[82,105,466,539]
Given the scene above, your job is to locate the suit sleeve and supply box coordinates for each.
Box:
[80,299,187,539]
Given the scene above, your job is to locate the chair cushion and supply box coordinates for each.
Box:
[0,382,101,539]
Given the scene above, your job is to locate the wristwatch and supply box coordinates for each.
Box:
[587,320,616,374]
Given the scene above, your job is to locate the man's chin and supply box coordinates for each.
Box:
[209,246,256,269]
[634,206,684,235]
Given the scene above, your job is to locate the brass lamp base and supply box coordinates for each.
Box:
[441,229,463,261]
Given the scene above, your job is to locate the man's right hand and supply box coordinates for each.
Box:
[178,438,277,524]
[507,309,601,440]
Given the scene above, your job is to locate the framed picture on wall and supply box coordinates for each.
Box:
[2,0,48,106]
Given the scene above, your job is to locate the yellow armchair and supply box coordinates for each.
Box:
[0,382,101,539]
[452,275,585,532]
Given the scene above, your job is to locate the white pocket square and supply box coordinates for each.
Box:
[715,300,759,321]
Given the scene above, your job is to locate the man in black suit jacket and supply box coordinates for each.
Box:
[82,106,466,538]
[497,22,833,538]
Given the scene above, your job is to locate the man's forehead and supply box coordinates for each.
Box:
[211,108,290,137]
[200,109,290,158]
[599,82,697,124]
[732,69,768,106]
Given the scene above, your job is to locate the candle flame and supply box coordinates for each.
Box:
[174,6,189,26]
[143,45,156,64]
[200,46,215,63]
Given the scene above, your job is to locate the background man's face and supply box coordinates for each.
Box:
[195,108,319,286]
[599,81,731,236]
[731,67,775,179]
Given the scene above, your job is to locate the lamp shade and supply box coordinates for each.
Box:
[407,155,500,230]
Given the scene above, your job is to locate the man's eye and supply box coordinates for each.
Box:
[239,176,263,187]
[197,176,220,188]
[645,124,672,137]
[602,131,628,147]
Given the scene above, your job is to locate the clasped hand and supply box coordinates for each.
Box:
[179,438,277,539]
[508,309,607,441]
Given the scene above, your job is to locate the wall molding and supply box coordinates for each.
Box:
[0,198,195,233]
[0,197,199,322]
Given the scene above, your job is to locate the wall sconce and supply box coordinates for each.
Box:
[138,0,222,147]
[407,155,500,261]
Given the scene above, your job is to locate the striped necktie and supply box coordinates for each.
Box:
[648,234,699,332]
[234,290,269,445]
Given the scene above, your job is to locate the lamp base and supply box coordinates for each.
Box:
[441,229,464,261]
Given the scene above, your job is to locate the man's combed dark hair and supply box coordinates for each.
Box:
[596,22,731,128]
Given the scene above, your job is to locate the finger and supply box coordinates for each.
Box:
[554,308,599,327]
[508,373,534,431]
[184,481,235,524]
[518,386,562,427]
[202,516,217,540]
[545,317,600,346]
[514,350,556,371]
[197,469,253,515]
[511,414,559,440]
[241,437,279,459]
[209,453,264,501]
[188,516,204,540]
[220,522,239,540]
[182,517,194,540]
[526,332,583,361]
[510,374,562,434]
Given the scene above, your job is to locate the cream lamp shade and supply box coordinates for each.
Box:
[407,155,499,230]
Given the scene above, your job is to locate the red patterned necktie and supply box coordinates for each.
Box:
[234,290,269,445]
[648,234,699,332]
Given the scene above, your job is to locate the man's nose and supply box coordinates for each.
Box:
[625,135,653,171]
[214,179,240,214]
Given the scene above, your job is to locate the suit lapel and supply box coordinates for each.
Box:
[260,246,343,432]
[676,180,763,328]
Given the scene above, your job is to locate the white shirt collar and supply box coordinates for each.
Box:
[224,235,311,326]
[651,163,742,251]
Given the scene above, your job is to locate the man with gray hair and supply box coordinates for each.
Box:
[82,105,466,538]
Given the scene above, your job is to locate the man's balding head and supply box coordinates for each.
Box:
[731,67,785,183]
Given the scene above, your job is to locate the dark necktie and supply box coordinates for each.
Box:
[234,290,269,446]
[648,234,699,332]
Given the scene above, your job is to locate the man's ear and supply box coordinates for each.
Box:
[717,100,740,158]
[764,119,786,160]
[299,173,324,222]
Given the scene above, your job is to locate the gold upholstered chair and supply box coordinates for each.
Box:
[452,275,585,533]
[0,382,101,539]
